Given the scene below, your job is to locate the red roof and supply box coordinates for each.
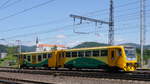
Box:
[38,44,66,48]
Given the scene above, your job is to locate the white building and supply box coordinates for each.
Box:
[36,44,67,52]
[0,53,7,58]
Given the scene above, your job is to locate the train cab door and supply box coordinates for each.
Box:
[108,48,116,66]
[56,51,65,68]
[48,51,56,68]
[32,54,36,64]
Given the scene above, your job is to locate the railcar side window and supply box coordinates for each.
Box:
[78,51,84,57]
[66,52,71,57]
[62,52,65,57]
[23,55,26,59]
[38,55,42,62]
[93,50,100,56]
[72,52,77,57]
[85,51,91,57]
[111,51,115,60]
[48,53,52,58]
[117,49,122,56]
[101,50,108,56]
[27,55,31,62]
[43,54,47,59]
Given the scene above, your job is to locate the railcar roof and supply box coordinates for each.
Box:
[20,51,53,55]
[20,45,125,54]
[64,45,124,51]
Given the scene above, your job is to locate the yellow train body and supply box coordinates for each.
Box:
[17,46,137,72]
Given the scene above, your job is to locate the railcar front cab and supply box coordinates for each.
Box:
[123,46,137,71]
[108,46,137,72]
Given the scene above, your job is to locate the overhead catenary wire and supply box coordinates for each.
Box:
[2,8,147,34]
[0,8,143,34]
[0,0,56,21]
[0,0,144,34]
[4,24,74,39]
[0,0,23,10]
[1,0,149,45]
[3,22,94,39]
[0,0,11,9]
[11,22,93,38]
[84,0,140,16]
[3,15,150,40]
[0,17,70,33]
[9,22,150,45]
[23,27,147,45]
[25,24,150,46]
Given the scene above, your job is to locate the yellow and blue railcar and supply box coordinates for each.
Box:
[17,45,137,71]
[61,46,137,71]
[18,51,53,68]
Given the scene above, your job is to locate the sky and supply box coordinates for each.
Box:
[0,0,149,47]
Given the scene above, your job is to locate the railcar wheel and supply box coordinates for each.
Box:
[68,67,72,70]
[47,67,51,70]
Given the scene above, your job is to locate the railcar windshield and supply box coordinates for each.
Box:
[125,47,136,60]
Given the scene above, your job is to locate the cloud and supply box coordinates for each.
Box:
[115,39,125,42]
[56,34,66,39]
[66,40,83,47]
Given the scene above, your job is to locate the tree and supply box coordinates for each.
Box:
[51,45,57,50]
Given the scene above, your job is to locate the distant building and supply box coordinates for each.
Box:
[0,53,7,58]
[35,36,67,52]
[36,44,67,52]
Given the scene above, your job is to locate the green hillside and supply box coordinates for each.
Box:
[72,42,109,48]
[0,44,7,52]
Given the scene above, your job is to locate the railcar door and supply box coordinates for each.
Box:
[56,51,65,68]
[108,48,116,66]
[32,54,36,64]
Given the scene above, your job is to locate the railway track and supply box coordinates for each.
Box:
[0,67,150,82]
[0,76,54,84]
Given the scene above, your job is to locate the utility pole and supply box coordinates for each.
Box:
[15,40,21,69]
[140,0,146,68]
[16,40,21,53]
[109,0,114,45]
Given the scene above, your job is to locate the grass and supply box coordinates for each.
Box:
[0,54,17,67]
